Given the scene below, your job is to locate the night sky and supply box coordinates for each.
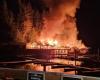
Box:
[77,0,100,49]
[0,0,100,49]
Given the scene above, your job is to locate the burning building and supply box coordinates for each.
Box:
[0,0,89,73]
[2,0,87,50]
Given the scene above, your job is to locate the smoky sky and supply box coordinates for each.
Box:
[0,0,49,16]
[0,0,79,17]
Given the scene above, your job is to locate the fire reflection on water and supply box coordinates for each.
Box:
[21,58,81,74]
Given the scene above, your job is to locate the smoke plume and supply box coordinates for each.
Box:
[3,0,86,48]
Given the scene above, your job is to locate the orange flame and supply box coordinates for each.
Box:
[4,0,87,51]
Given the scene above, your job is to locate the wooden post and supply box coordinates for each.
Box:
[43,65,46,72]
[75,48,77,75]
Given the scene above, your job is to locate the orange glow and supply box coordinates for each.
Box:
[4,0,87,51]
[3,0,89,74]
[48,39,58,46]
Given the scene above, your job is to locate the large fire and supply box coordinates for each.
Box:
[3,0,87,50]
[2,0,88,73]
[26,39,86,50]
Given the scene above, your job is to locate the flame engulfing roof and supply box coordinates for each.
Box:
[3,0,87,50]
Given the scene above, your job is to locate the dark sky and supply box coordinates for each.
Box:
[0,0,100,49]
[77,0,100,49]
